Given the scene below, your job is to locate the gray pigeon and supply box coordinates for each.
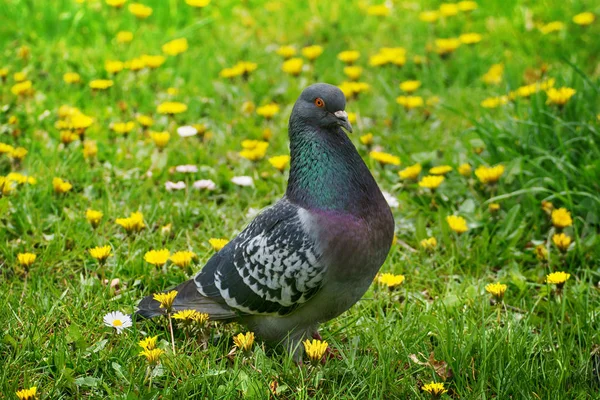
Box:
[137,83,395,357]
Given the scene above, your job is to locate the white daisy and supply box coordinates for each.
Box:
[231,176,254,187]
[175,164,198,173]
[382,191,399,208]
[103,311,132,334]
[193,179,217,190]
[177,125,198,138]
[165,181,186,191]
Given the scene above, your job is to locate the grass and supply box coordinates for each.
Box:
[1,0,600,398]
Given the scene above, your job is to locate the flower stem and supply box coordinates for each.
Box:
[168,313,176,354]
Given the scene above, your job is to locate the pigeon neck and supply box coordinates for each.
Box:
[286,120,381,215]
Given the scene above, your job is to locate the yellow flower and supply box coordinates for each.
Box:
[475,165,505,184]
[173,309,209,324]
[11,80,33,96]
[6,172,35,185]
[489,203,501,212]
[399,80,421,93]
[370,151,400,166]
[209,238,229,251]
[378,272,405,288]
[366,4,390,16]
[338,81,370,98]
[399,163,422,180]
[540,21,565,34]
[116,211,145,233]
[10,147,28,160]
[347,112,357,124]
[275,45,296,58]
[162,38,188,56]
[429,165,452,175]
[0,177,15,195]
[111,121,135,135]
[343,66,363,80]
[241,101,255,114]
[360,133,373,146]
[459,33,482,44]
[302,45,323,61]
[0,143,15,154]
[303,339,328,363]
[16,387,37,400]
[106,0,126,8]
[418,175,444,189]
[144,249,171,266]
[457,163,471,176]
[573,12,595,26]
[153,290,178,312]
[17,253,36,267]
[337,50,360,64]
[233,332,255,352]
[485,282,507,301]
[420,237,437,250]
[439,3,459,17]
[422,381,447,397]
[128,3,152,18]
[268,155,290,172]
[396,95,424,109]
[138,335,158,350]
[552,233,571,252]
[60,130,79,144]
[89,245,112,262]
[116,31,133,43]
[256,103,280,119]
[141,54,166,69]
[170,251,196,268]
[535,244,548,262]
[63,72,81,84]
[541,200,554,215]
[86,209,103,228]
[419,10,439,23]
[546,271,571,286]
[282,57,303,76]
[89,79,113,90]
[83,140,98,159]
[136,115,154,128]
[14,71,26,82]
[457,1,478,11]
[105,60,124,74]
[239,140,269,161]
[434,38,461,55]
[551,208,572,229]
[53,177,73,194]
[0,67,8,78]
[157,102,187,115]
[150,131,170,149]
[446,215,468,234]
[186,0,211,7]
[481,96,508,108]
[546,87,576,106]
[139,348,164,365]
[482,63,504,85]
[126,57,146,71]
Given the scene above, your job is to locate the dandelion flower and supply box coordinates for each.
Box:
[546,271,570,286]
[268,155,290,172]
[420,237,437,250]
[419,10,439,23]
[535,244,548,262]
[186,0,211,7]
[369,151,400,166]
[429,165,452,175]
[153,290,178,312]
[53,177,73,194]
[458,1,477,11]
[378,272,405,288]
[367,4,390,16]
[399,163,422,180]
[434,38,461,55]
[303,339,328,363]
[546,87,576,106]
[485,282,507,301]
[144,249,171,266]
[89,79,113,90]
[482,63,504,85]
[63,72,81,84]
[360,133,373,146]
[136,114,154,128]
[89,245,112,263]
[489,203,501,212]
[170,251,196,268]
[209,238,229,251]
[162,38,188,56]
[301,45,323,61]
[343,66,363,80]
[396,95,424,109]
[276,45,297,58]
[105,60,124,74]
[540,21,565,35]
[17,252,36,267]
[111,121,135,135]
[422,381,447,397]
[83,140,98,159]
[458,163,472,176]
[282,57,303,76]
[475,165,504,184]
[481,96,508,108]
[256,103,280,119]
[573,12,595,26]
[103,311,132,334]
[142,54,166,69]
[541,200,554,215]
[337,50,360,64]
[157,102,187,115]
[106,0,126,8]
[11,80,33,96]
[399,80,421,93]
[116,31,133,43]
[16,387,37,400]
[116,211,145,233]
[551,208,572,229]
[552,233,571,252]
[418,175,444,189]
[459,33,482,44]
[128,3,152,18]
[446,215,468,234]
[150,131,170,149]
[138,335,158,350]
[233,332,255,352]
[139,348,164,365]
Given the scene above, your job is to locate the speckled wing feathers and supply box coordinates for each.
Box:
[194,199,325,316]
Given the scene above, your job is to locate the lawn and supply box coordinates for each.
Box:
[1,0,599,398]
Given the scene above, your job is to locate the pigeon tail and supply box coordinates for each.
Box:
[136,279,237,321]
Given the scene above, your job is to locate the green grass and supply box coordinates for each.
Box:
[1,0,600,398]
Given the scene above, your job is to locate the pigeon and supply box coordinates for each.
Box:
[137,83,395,357]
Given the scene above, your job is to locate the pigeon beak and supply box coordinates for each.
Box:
[334,110,353,133]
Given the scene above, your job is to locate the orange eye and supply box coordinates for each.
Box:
[315,98,325,108]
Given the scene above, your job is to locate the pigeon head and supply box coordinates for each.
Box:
[290,83,352,133]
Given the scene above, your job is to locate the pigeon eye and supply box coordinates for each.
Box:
[315,98,325,108]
